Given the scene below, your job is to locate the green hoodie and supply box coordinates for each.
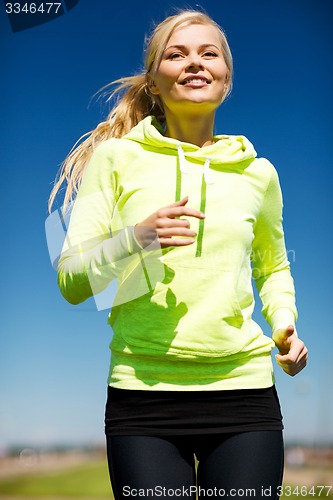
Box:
[58,116,297,390]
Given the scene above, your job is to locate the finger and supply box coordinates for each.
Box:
[157,218,198,231]
[285,325,295,335]
[275,356,298,375]
[285,340,307,363]
[155,217,191,229]
[277,358,307,376]
[273,325,295,348]
[157,227,197,237]
[165,196,189,208]
[274,330,298,355]
[160,206,205,219]
[276,348,308,375]
[276,346,304,365]
[159,237,196,247]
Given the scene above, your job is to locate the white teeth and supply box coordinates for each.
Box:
[184,78,207,84]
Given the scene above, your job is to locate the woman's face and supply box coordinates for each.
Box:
[151,23,229,116]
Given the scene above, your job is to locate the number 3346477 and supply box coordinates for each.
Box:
[5,3,62,14]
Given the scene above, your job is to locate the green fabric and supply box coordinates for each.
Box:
[58,116,297,390]
[195,174,207,258]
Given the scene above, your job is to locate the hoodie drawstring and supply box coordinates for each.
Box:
[176,145,212,257]
[175,144,189,201]
[203,158,213,185]
[196,158,212,257]
[195,173,206,258]
[177,144,189,175]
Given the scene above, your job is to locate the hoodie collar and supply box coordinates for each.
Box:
[123,115,257,167]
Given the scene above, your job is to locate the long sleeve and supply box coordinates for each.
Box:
[57,141,141,305]
[251,165,298,333]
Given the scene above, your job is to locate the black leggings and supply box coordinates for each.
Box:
[106,431,284,499]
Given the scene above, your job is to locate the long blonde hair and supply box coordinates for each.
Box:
[48,10,233,213]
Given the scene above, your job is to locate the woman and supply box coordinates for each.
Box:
[49,10,308,499]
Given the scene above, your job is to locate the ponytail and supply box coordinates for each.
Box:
[48,73,163,213]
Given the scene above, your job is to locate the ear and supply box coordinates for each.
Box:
[223,73,231,95]
[146,74,160,95]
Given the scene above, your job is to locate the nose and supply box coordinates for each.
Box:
[186,53,204,71]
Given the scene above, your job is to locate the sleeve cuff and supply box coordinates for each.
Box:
[270,307,298,336]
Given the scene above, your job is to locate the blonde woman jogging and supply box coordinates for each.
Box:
[49,10,308,499]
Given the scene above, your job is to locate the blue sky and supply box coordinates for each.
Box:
[1,0,332,451]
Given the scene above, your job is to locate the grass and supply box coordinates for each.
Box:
[0,459,112,498]
[0,459,331,498]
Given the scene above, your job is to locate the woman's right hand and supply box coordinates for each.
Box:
[134,196,205,248]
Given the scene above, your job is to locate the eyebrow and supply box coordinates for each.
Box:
[164,44,220,51]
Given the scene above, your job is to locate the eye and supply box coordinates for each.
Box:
[168,52,183,60]
[203,51,218,58]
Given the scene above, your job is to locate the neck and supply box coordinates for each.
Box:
[164,110,216,148]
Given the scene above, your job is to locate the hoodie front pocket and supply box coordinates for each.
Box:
[113,265,250,359]
[167,267,247,357]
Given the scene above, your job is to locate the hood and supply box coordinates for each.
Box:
[123,115,257,168]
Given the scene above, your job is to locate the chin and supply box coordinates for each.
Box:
[182,99,220,110]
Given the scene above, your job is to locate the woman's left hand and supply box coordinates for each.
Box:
[272,325,308,376]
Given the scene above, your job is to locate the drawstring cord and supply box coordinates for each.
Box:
[177,144,189,174]
[203,158,213,184]
[178,144,214,184]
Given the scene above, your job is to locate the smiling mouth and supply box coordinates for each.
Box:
[180,78,210,85]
